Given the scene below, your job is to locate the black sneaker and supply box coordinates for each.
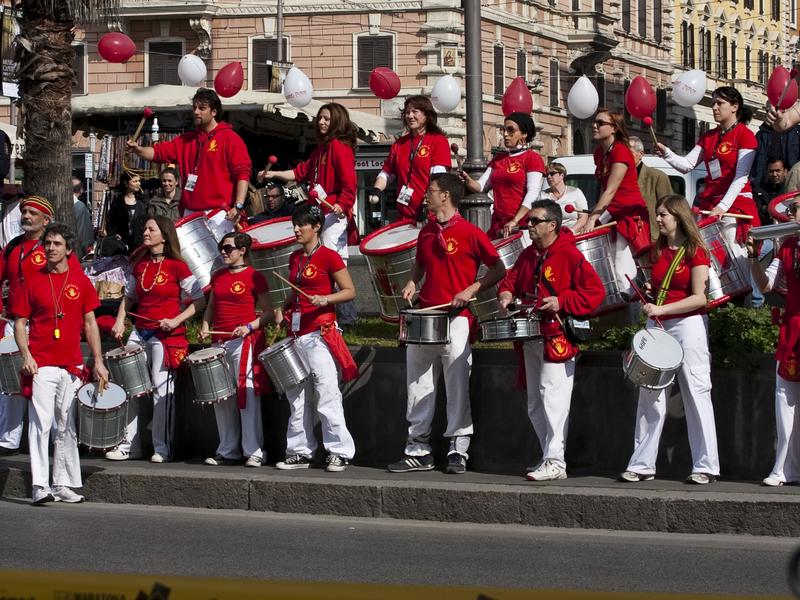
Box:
[276,455,313,470]
[387,454,435,473]
[445,453,467,475]
[325,455,349,472]
[204,454,240,466]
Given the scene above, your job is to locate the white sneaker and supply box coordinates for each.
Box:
[32,486,55,505]
[526,459,567,481]
[244,455,262,468]
[762,475,784,487]
[105,448,130,461]
[53,486,85,503]
[150,453,169,464]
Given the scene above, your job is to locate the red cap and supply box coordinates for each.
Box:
[20,195,54,218]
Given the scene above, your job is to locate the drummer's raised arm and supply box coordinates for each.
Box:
[126,140,155,162]
[767,102,800,133]
[258,168,295,183]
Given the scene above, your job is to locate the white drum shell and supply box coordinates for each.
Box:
[399,309,450,345]
[176,215,225,290]
[622,328,684,390]
[187,348,237,404]
[104,343,153,399]
[479,316,542,342]
[77,382,128,450]
[258,337,312,394]
[471,233,527,323]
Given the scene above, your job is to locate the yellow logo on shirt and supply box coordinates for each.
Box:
[65,284,80,300]
[31,252,45,266]
[544,266,556,283]
[208,140,218,152]
[551,335,568,357]
[230,281,246,295]
[418,146,430,158]
[507,161,522,174]
[717,141,732,156]
[155,272,168,286]
[303,264,318,279]
[445,238,458,255]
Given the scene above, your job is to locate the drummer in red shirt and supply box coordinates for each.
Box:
[619,195,719,485]
[368,95,451,222]
[273,205,358,472]
[200,232,273,467]
[582,108,651,297]
[108,216,205,463]
[387,173,506,475]
[460,112,546,241]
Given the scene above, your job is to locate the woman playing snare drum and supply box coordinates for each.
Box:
[274,205,358,472]
[200,232,273,468]
[620,195,720,485]
[107,216,205,462]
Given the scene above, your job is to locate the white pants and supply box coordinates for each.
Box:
[0,321,25,449]
[212,337,263,460]
[405,315,473,457]
[626,315,720,476]
[322,212,358,325]
[29,366,82,490]
[767,370,800,483]
[614,235,637,296]
[118,330,175,458]
[523,339,575,468]
[285,331,355,459]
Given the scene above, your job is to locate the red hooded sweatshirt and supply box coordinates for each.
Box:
[293,138,357,216]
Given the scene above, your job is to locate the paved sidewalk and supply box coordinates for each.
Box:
[2,455,799,537]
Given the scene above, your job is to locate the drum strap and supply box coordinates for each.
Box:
[656,245,686,306]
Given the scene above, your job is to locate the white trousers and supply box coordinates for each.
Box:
[626,315,720,476]
[405,315,473,457]
[118,330,175,458]
[0,321,25,449]
[285,331,355,459]
[321,212,348,263]
[29,366,82,490]
[767,370,800,483]
[523,339,575,468]
[614,235,637,296]
[212,337,263,460]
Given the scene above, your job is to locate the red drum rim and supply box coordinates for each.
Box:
[360,220,420,256]
[707,288,752,310]
[242,216,297,250]
[573,226,614,243]
[769,191,800,223]
[175,211,208,228]
[697,215,722,229]
[491,231,523,249]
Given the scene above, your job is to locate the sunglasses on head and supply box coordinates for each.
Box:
[219,244,240,254]
[527,217,554,227]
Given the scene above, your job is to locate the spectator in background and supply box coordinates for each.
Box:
[250,182,296,224]
[753,158,788,225]
[750,122,800,192]
[71,177,95,258]
[538,162,588,232]
[629,136,673,242]
[147,167,181,222]
[104,172,148,254]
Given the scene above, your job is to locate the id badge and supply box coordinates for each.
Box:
[397,185,413,206]
[708,159,722,180]
[312,183,328,201]
[291,311,301,332]
[185,174,199,192]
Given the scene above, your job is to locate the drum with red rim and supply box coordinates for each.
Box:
[768,190,800,223]
[698,216,751,308]
[175,212,225,291]
[471,232,526,322]
[242,217,299,309]
[573,226,628,316]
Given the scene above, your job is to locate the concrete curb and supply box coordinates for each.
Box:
[3,461,800,537]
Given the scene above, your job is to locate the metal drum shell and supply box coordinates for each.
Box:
[104,343,153,399]
[76,382,128,450]
[471,233,526,323]
[697,217,752,309]
[0,338,22,395]
[573,227,628,317]
[242,217,299,310]
[622,328,684,390]
[479,316,542,342]
[175,213,225,291]
[257,337,312,394]
[398,309,450,345]
[186,347,237,404]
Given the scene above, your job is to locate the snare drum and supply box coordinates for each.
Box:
[77,382,128,450]
[697,216,752,309]
[574,227,628,316]
[360,222,421,323]
[242,217,299,310]
[257,337,312,394]
[479,315,542,342]
[186,347,237,404]
[398,309,450,345]
[471,232,526,323]
[0,337,22,394]
[175,212,225,291]
[622,327,684,390]
[104,343,152,399]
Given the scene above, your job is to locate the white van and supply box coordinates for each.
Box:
[550,155,706,208]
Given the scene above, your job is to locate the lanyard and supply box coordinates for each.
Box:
[18,239,41,283]
[711,122,737,161]
[193,130,218,175]
[405,134,427,183]
[532,249,548,303]
[294,242,322,301]
[310,144,328,186]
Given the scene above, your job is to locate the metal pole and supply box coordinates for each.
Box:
[276,0,284,62]
[461,0,492,230]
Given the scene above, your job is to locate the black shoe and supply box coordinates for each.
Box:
[0,446,19,457]
[387,454,435,473]
[445,453,467,475]
[204,454,240,466]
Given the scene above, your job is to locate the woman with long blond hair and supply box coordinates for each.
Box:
[619,195,720,485]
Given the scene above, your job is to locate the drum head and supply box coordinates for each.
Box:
[244,217,296,249]
[77,382,126,410]
[0,336,18,354]
[360,223,420,254]
[632,328,683,369]
[187,347,226,363]
[104,343,143,359]
[574,226,613,243]
[175,212,207,228]
[401,308,449,317]
[492,231,523,249]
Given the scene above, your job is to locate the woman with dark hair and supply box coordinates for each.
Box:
[584,107,650,296]
[273,205,357,472]
[106,215,205,462]
[460,112,546,240]
[200,232,272,468]
[105,171,148,253]
[369,95,451,222]
[657,87,760,268]
[619,195,719,485]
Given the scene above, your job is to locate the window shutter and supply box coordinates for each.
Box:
[516,49,526,79]
[357,36,392,88]
[656,89,667,132]
[149,41,182,86]
[72,44,85,95]
[493,45,504,97]
[549,61,559,107]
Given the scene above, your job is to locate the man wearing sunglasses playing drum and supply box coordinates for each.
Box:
[497,200,604,481]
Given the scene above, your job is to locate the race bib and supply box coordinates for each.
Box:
[185,174,199,192]
[708,159,722,180]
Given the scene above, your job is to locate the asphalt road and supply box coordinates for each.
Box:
[1,498,797,596]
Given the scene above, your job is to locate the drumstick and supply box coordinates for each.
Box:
[307,189,336,212]
[207,330,235,336]
[417,298,476,312]
[130,107,154,142]
[271,270,313,299]
[695,209,753,221]
[625,274,663,329]
[126,310,159,323]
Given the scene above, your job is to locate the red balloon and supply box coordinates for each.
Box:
[97,32,136,64]
[625,76,657,120]
[767,66,799,110]
[369,67,401,100]
[214,62,244,98]
[502,77,533,116]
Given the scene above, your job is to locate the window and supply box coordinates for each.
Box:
[147,40,182,86]
[744,0,753,9]
[251,37,288,91]
[356,35,392,89]
[516,49,527,79]
[759,0,764,14]
[654,0,662,42]
[72,43,86,95]
[594,0,603,11]
[687,24,695,68]
[758,50,766,85]
[595,74,605,105]
[572,0,580,10]
[745,46,751,81]
[704,29,712,72]
[549,60,559,107]
[494,45,505,98]
[792,0,797,25]
[656,88,667,132]
[622,0,631,32]
[715,35,725,78]
[682,117,696,152]
[682,22,690,67]
[698,29,706,70]
[771,0,779,19]
[623,79,630,122]
[638,0,647,37]
[731,40,737,79]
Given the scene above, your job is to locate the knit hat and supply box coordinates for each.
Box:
[504,112,536,142]
[20,195,54,218]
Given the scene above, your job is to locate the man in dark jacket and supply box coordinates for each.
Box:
[249,183,296,224]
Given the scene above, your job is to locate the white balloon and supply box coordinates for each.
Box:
[566,76,599,119]
[177,54,207,87]
[430,75,461,113]
[283,67,314,108]
[672,70,707,107]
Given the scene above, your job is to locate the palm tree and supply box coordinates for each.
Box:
[15,0,117,225]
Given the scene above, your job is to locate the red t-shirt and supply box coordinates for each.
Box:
[696,123,757,209]
[381,132,451,220]
[488,149,546,224]
[594,141,647,212]
[210,266,269,340]
[416,216,500,319]
[129,257,196,334]
[13,266,100,367]
[287,245,346,335]
[293,139,357,215]
[650,246,711,320]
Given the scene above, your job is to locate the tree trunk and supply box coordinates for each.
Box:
[16,0,75,228]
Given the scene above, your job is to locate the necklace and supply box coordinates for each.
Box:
[47,267,70,339]
[140,258,164,293]
[229,264,248,271]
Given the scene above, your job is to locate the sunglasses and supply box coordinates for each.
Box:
[593,119,615,128]
[546,171,561,176]
[527,217,553,227]
[219,244,241,254]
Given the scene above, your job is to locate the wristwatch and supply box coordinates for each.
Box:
[235,202,246,211]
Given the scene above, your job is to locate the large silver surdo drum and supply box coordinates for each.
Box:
[175,212,225,291]
[257,337,312,394]
[104,343,153,399]
[186,347,237,404]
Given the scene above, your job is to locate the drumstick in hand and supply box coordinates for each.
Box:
[625,274,663,328]
[418,299,476,311]
[130,107,154,141]
[126,310,159,323]
[271,271,313,299]
[308,189,336,212]
[450,143,464,172]
[692,208,753,220]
